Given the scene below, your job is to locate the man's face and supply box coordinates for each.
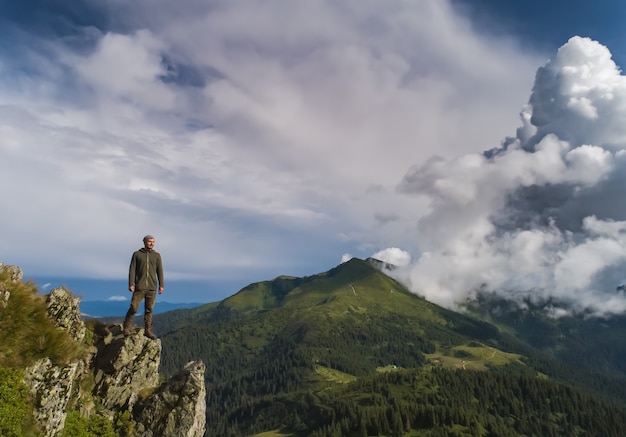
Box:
[144,238,155,250]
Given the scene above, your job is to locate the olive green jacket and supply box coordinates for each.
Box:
[129,248,164,291]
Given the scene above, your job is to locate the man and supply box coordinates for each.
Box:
[123,235,164,339]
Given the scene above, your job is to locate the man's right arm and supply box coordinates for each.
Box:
[128,252,137,292]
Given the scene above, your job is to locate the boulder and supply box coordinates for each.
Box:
[0,261,23,282]
[23,283,88,437]
[92,325,161,410]
[133,360,207,437]
[24,358,83,437]
[46,287,86,342]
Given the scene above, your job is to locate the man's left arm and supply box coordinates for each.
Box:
[157,253,165,294]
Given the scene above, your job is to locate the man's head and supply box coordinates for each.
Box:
[143,235,155,250]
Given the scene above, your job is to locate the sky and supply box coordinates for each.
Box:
[2,1,626,313]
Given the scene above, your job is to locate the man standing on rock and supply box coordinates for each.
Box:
[123,235,164,339]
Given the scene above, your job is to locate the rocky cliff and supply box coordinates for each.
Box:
[0,262,207,437]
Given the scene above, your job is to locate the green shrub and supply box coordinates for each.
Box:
[61,411,116,437]
[453,349,473,359]
[0,367,38,437]
[0,272,78,367]
[114,410,136,437]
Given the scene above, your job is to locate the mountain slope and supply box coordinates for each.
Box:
[154,258,626,436]
[158,258,503,375]
[466,293,626,378]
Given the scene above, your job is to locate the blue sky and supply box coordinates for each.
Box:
[3,1,626,311]
[453,0,626,67]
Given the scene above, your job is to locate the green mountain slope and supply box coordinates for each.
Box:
[154,258,626,437]
[159,259,503,375]
[466,293,626,378]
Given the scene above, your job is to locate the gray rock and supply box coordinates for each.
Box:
[92,326,161,410]
[0,262,21,308]
[46,287,86,342]
[24,358,82,437]
[133,360,206,437]
[21,283,87,437]
[0,282,9,308]
[0,261,23,282]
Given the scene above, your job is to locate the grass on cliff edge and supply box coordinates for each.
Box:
[0,271,79,368]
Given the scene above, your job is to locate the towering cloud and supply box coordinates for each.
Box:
[399,37,626,316]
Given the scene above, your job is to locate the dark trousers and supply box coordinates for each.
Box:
[125,289,157,329]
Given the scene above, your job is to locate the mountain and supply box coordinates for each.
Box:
[465,293,626,378]
[154,258,626,437]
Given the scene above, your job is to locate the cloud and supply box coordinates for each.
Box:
[107,295,128,302]
[74,30,177,111]
[398,37,626,316]
[4,3,625,315]
[0,1,542,297]
[371,248,411,267]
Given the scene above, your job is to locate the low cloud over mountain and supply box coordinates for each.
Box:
[398,37,626,316]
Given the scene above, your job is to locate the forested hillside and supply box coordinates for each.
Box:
[229,368,626,437]
[153,258,626,436]
[466,293,626,377]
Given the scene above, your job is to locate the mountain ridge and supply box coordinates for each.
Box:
[5,258,626,436]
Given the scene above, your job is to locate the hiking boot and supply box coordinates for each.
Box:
[144,329,157,340]
[123,321,133,337]
[123,313,134,337]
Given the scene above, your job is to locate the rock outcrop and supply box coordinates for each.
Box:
[46,286,86,342]
[134,360,207,437]
[23,358,84,437]
[0,263,22,307]
[1,262,207,437]
[93,325,162,410]
[0,261,23,282]
[22,288,93,436]
[0,281,9,308]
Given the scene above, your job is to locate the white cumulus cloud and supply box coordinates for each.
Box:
[400,37,626,316]
[107,295,128,302]
[371,248,411,267]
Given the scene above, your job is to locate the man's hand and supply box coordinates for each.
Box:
[158,287,164,295]
[129,285,135,292]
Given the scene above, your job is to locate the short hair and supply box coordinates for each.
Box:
[143,235,155,243]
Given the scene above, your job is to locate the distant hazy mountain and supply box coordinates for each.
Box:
[80,300,204,318]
